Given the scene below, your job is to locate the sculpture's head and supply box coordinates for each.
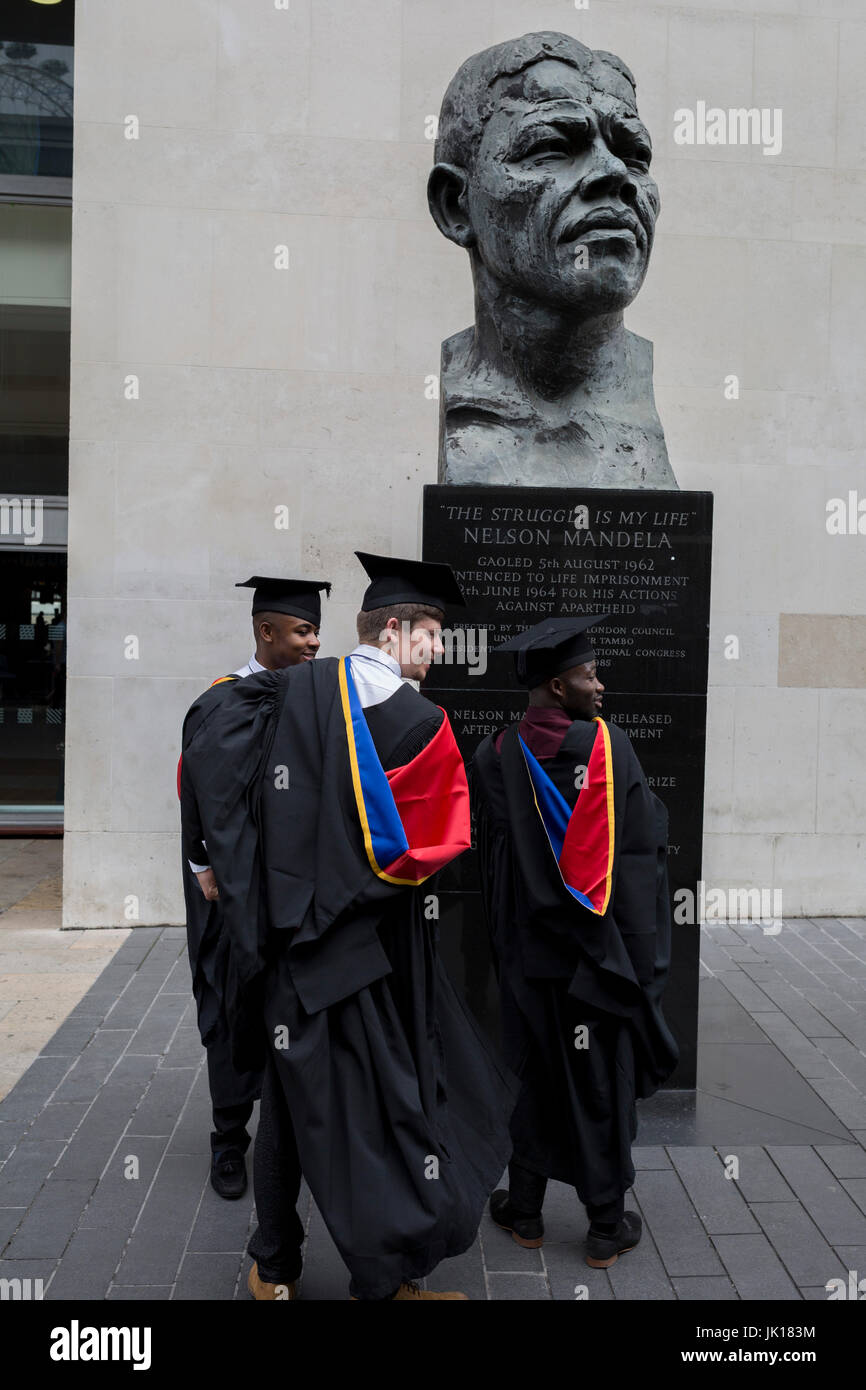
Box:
[428,32,659,317]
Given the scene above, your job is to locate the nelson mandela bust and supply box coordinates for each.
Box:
[427,32,676,488]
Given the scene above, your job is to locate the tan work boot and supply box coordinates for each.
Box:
[392,1281,468,1300]
[350,1280,468,1300]
[248,1262,297,1300]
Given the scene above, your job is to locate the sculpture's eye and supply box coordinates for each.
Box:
[628,145,652,170]
[523,138,572,163]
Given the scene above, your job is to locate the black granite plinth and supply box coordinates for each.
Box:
[423,486,713,1088]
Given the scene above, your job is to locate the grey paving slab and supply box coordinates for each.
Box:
[668,1148,760,1234]
[713,1146,796,1203]
[486,1271,550,1299]
[799,1286,831,1300]
[750,1203,849,1287]
[542,1242,615,1300]
[124,995,190,1054]
[134,943,186,978]
[631,1170,725,1277]
[51,1084,149,1181]
[107,1285,172,1300]
[0,1057,73,1123]
[533,1177,583,1242]
[161,1027,205,1069]
[113,1154,207,1285]
[696,979,770,1045]
[44,1225,128,1300]
[633,1146,672,1169]
[296,1205,347,1301]
[711,1232,802,1300]
[77,1136,168,1232]
[814,1037,866,1095]
[38,1016,103,1057]
[698,1043,851,1142]
[841,1180,866,1216]
[672,1275,739,1300]
[51,1052,118,1104]
[753,978,842,1036]
[126,1066,198,1138]
[605,1211,677,1300]
[175,1251,243,1300]
[24,1102,89,1142]
[0,1206,25,1250]
[0,1140,66,1205]
[4,1178,95,1259]
[816,1144,866,1180]
[766,1146,866,1245]
[799,992,866,1047]
[102,978,172,1032]
[750,1013,841,1081]
[78,1029,135,1061]
[186,1187,256,1254]
[0,1257,57,1294]
[167,1094,215,1156]
[159,959,193,995]
[479,1207,544,1273]
[425,1241,488,1300]
[808,1077,866,1130]
[717,974,779,1013]
[0,1119,26,1162]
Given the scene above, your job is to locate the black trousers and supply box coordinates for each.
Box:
[508,1159,625,1227]
[247,1047,401,1299]
[207,1043,255,1155]
[247,1048,305,1285]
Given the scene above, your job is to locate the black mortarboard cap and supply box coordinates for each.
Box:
[355,551,466,612]
[495,614,610,688]
[235,576,331,625]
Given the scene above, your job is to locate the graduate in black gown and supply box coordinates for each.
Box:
[181,553,516,1300]
[470,616,679,1268]
[179,576,330,1198]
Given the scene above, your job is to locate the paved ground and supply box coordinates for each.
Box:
[0,840,128,1101]
[1,862,865,1298]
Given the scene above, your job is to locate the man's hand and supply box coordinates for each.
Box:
[195,868,219,901]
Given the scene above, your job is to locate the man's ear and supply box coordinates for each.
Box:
[427,163,476,249]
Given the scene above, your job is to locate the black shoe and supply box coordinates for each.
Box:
[211,1147,248,1200]
[585,1211,642,1268]
[489,1189,544,1248]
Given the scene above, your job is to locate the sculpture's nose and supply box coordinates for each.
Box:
[576,137,637,203]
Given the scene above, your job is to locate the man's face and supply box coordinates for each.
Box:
[387,615,444,683]
[466,59,658,314]
[551,659,604,720]
[258,613,320,669]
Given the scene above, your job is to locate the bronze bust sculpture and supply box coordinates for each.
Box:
[428,32,676,489]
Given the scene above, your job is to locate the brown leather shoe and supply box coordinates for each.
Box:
[350,1281,469,1301]
[248,1262,297,1300]
[392,1282,468,1300]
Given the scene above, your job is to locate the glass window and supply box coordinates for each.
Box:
[0,0,74,183]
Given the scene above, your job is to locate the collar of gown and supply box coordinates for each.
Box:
[349,644,402,677]
[495,704,576,758]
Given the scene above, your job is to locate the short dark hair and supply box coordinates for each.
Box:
[355,603,443,645]
[435,30,638,171]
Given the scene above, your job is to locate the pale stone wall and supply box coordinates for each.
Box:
[64,0,866,925]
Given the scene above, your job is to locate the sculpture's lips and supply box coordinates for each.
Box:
[558,208,643,244]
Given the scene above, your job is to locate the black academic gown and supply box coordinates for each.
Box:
[470,714,678,1209]
[179,678,261,1113]
[181,657,516,1298]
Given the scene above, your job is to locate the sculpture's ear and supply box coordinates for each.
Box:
[427,163,476,249]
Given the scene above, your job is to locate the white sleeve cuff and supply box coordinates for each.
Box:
[188,860,210,874]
